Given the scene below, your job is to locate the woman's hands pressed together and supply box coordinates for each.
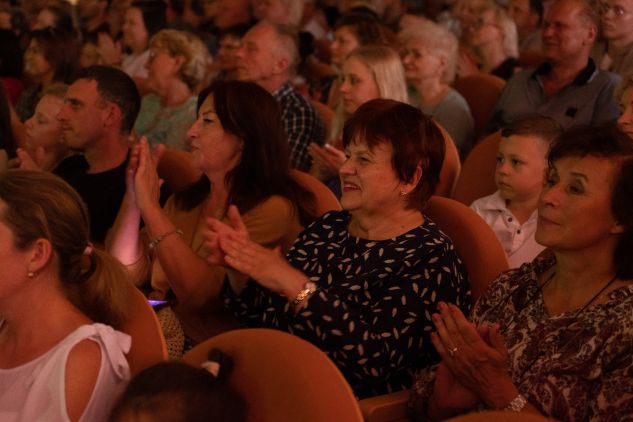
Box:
[430,302,520,413]
[128,136,165,214]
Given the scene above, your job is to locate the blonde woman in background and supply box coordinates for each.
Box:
[309,45,407,189]
[133,29,211,151]
[400,21,474,159]
[468,4,520,80]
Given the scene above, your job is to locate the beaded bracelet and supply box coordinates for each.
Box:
[504,394,527,412]
[149,229,183,251]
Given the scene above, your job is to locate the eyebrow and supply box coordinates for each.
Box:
[569,171,588,181]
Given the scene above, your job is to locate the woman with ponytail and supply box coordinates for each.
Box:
[0,169,133,422]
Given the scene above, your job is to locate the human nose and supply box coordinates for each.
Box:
[338,155,353,175]
[234,45,245,60]
[339,79,350,93]
[187,119,200,139]
[539,181,560,208]
[618,105,633,127]
[56,103,69,121]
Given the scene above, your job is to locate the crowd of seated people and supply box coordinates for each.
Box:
[1,0,633,420]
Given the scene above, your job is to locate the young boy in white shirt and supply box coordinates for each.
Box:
[471,114,562,268]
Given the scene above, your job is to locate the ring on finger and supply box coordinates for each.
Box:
[448,346,458,357]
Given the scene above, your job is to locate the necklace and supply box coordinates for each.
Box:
[505,269,619,385]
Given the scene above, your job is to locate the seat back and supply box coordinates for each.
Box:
[290,169,342,217]
[452,74,506,140]
[119,287,168,375]
[182,328,363,422]
[447,410,554,422]
[435,123,462,198]
[424,196,509,301]
[452,131,501,206]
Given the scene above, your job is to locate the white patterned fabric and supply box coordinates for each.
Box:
[224,210,470,398]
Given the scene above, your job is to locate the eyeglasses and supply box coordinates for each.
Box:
[599,2,629,17]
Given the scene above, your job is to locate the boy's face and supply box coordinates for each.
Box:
[495,134,549,203]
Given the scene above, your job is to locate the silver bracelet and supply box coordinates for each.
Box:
[148,229,183,251]
[504,394,527,412]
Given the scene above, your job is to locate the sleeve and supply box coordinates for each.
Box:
[586,322,633,419]
[287,240,469,385]
[590,73,621,126]
[240,196,298,252]
[286,101,325,172]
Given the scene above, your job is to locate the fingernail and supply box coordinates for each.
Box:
[438,302,447,311]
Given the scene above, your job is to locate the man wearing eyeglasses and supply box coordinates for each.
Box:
[487,0,620,133]
[593,0,633,78]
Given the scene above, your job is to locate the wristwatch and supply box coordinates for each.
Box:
[292,281,318,306]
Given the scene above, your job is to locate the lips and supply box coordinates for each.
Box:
[342,180,360,191]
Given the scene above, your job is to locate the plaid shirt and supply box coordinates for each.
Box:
[273,82,325,171]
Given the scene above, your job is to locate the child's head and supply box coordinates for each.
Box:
[496,115,562,203]
[110,349,245,422]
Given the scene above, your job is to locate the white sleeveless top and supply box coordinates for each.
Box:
[0,323,131,422]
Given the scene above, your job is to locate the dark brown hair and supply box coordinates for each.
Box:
[501,114,562,146]
[175,80,315,224]
[548,124,633,279]
[342,99,445,209]
[29,27,79,83]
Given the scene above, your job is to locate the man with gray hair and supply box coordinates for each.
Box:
[487,0,620,133]
[234,21,325,171]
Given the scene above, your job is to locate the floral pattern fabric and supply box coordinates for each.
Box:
[223,210,470,398]
[411,256,633,421]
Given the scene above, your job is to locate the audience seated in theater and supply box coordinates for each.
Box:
[233,21,325,171]
[32,0,77,33]
[471,114,561,268]
[205,99,470,399]
[76,0,109,42]
[592,0,633,79]
[0,170,133,422]
[16,27,79,121]
[0,28,24,104]
[133,29,210,151]
[211,23,251,82]
[618,72,633,138]
[412,124,633,421]
[400,21,474,159]
[316,12,393,106]
[108,80,316,353]
[487,0,620,133]
[251,0,304,28]
[309,45,408,194]
[0,84,16,171]
[98,0,167,92]
[467,4,520,81]
[508,0,543,53]
[18,83,70,171]
[18,66,140,246]
[110,349,244,422]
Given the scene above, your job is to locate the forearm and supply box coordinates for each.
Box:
[143,205,223,309]
[108,192,144,265]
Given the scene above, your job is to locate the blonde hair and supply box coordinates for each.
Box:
[150,29,211,91]
[400,21,459,84]
[0,170,132,328]
[330,45,408,141]
[487,5,519,58]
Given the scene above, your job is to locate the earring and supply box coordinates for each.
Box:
[400,190,408,196]
[27,271,34,278]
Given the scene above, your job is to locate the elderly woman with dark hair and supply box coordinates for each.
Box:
[109,80,315,351]
[206,98,470,398]
[412,124,633,421]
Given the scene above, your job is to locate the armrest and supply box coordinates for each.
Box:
[359,389,411,422]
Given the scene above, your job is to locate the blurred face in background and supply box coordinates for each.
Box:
[339,56,379,114]
[122,7,149,53]
[330,26,359,67]
[24,39,53,82]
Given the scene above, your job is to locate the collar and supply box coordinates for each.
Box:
[531,58,596,86]
[272,82,292,101]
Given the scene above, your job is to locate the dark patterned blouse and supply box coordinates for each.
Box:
[223,210,470,398]
[411,256,633,421]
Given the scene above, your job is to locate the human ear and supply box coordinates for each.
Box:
[27,238,53,275]
[403,164,423,193]
[610,221,626,235]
